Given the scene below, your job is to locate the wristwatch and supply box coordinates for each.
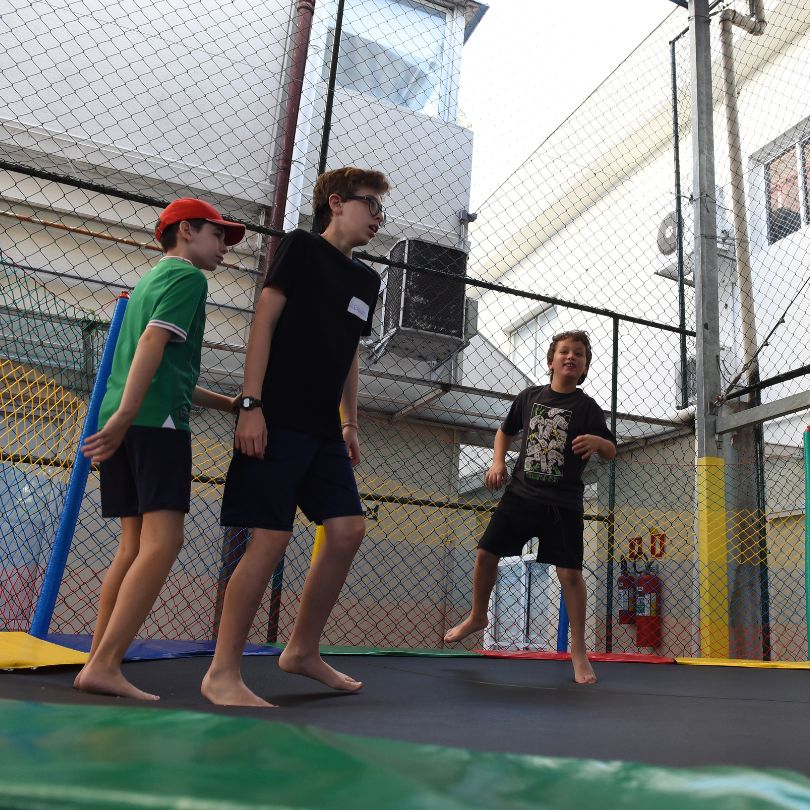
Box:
[239,395,263,411]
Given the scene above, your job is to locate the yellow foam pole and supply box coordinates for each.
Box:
[696,456,729,658]
[311,407,343,563]
[312,524,326,563]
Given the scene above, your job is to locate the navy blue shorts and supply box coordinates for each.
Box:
[220,425,363,532]
[478,490,584,570]
[99,425,192,517]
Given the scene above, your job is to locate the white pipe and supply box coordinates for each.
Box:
[672,405,696,424]
[719,2,766,390]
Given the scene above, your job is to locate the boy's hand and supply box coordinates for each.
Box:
[81,411,131,463]
[571,434,603,460]
[343,425,360,466]
[235,409,267,458]
[484,461,508,490]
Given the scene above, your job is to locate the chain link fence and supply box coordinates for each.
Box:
[0,0,808,660]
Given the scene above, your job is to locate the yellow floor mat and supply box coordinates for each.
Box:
[676,656,810,669]
[0,632,87,669]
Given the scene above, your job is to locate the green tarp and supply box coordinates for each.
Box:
[1,699,809,809]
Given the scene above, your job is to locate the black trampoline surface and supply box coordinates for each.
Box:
[3,655,809,774]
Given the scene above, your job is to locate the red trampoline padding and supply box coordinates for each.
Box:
[474,650,675,664]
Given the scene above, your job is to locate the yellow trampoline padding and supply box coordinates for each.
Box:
[0,632,87,669]
[676,656,810,669]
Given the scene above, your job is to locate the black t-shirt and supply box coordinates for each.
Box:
[502,385,615,512]
[261,229,380,439]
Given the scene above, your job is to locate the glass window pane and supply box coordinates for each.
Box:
[324,0,446,115]
[766,147,801,244]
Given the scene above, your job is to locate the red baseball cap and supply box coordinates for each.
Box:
[155,198,246,246]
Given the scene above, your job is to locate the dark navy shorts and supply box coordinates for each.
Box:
[99,425,192,517]
[478,490,584,570]
[220,424,363,532]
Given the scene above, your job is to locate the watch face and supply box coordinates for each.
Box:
[242,397,251,409]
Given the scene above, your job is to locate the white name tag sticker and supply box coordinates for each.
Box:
[347,297,370,321]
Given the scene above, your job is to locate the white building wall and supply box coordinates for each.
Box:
[287,0,473,247]
[0,0,292,202]
[470,3,810,436]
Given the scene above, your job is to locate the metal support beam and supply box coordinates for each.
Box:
[690,0,723,458]
[390,385,450,423]
[716,390,810,434]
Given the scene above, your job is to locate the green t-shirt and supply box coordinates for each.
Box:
[98,257,208,432]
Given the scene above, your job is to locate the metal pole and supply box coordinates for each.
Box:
[690,0,728,659]
[604,316,619,653]
[266,557,286,643]
[690,0,722,457]
[266,0,317,266]
[754,414,771,660]
[804,426,810,660]
[670,39,689,409]
[212,527,249,639]
[30,292,130,638]
[317,0,346,177]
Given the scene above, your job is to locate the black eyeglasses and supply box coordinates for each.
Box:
[343,195,386,224]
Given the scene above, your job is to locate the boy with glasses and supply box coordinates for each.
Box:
[203,167,388,706]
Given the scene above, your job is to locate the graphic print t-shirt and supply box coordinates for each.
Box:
[502,385,615,512]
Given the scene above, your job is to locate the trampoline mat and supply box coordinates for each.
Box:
[2,654,808,774]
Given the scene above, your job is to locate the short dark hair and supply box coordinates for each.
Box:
[312,167,389,233]
[546,330,592,383]
[158,218,206,251]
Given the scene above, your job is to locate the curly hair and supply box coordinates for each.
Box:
[546,330,592,383]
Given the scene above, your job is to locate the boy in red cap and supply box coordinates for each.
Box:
[75,198,245,700]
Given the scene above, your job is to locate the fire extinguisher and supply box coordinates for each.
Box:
[636,556,662,648]
[617,556,636,624]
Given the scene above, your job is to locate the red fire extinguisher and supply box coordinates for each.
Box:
[617,556,636,624]
[636,557,662,648]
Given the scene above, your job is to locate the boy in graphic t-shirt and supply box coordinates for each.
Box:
[203,167,389,707]
[444,330,616,684]
[76,198,245,700]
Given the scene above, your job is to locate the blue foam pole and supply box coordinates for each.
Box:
[30,293,129,638]
[556,590,569,652]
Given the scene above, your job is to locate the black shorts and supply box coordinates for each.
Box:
[220,425,363,532]
[99,425,192,517]
[478,491,584,570]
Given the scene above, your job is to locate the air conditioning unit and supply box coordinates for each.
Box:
[373,239,471,362]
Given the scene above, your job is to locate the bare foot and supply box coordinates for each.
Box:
[572,650,597,684]
[76,664,159,700]
[201,669,275,707]
[73,667,86,689]
[278,649,363,693]
[443,616,487,644]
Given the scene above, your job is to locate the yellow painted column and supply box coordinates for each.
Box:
[696,456,729,658]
